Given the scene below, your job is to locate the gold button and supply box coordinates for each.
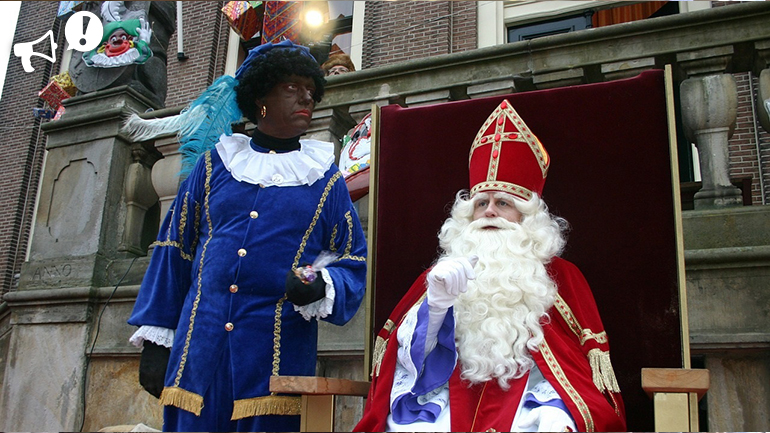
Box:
[229,284,238,293]
[225,322,234,331]
[250,211,258,219]
[237,248,247,257]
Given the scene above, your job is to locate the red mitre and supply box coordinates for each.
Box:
[469,99,550,200]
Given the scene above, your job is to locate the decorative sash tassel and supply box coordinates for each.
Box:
[588,348,621,394]
[159,386,204,416]
[231,395,301,420]
[371,335,387,378]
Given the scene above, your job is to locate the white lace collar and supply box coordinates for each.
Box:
[216,133,335,187]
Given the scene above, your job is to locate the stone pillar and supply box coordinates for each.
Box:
[307,106,358,156]
[119,144,161,256]
[754,40,770,134]
[678,46,742,209]
[0,86,158,431]
[150,135,183,221]
[755,40,770,205]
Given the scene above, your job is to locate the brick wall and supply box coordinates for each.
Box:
[728,72,768,205]
[0,1,60,294]
[165,1,230,108]
[362,1,476,69]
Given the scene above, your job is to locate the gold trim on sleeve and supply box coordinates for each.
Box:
[173,151,213,386]
[540,340,595,432]
[555,294,607,345]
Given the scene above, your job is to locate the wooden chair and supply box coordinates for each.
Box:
[271,66,709,432]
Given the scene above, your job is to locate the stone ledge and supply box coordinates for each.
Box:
[685,245,770,270]
[690,332,770,352]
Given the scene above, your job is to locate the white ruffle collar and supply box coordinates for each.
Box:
[216,133,335,187]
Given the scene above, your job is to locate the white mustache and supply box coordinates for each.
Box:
[469,217,518,230]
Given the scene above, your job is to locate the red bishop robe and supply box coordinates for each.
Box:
[355,257,626,432]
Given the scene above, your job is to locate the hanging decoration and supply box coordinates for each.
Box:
[261,1,303,44]
[222,1,265,41]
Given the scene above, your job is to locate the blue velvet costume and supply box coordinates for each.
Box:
[128,134,367,431]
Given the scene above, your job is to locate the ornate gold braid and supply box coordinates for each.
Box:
[174,151,213,386]
[329,223,338,252]
[291,172,341,270]
[270,295,288,379]
[264,172,341,389]
[555,294,608,345]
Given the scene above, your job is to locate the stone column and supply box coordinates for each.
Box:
[678,46,742,209]
[150,135,183,221]
[119,144,161,256]
[755,40,770,205]
[0,86,158,431]
[754,40,770,134]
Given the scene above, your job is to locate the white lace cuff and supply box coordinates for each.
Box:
[294,268,335,321]
[129,325,175,348]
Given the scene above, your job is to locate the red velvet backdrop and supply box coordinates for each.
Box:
[372,70,682,431]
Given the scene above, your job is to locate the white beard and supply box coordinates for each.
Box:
[444,217,558,389]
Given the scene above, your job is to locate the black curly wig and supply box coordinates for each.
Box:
[235,48,326,124]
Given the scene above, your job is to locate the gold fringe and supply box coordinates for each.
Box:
[588,348,621,394]
[159,386,204,416]
[372,336,387,378]
[231,395,301,420]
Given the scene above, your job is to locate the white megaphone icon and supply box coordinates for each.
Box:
[13,30,58,73]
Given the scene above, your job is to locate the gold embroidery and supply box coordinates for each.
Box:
[179,192,189,242]
[469,101,549,178]
[190,202,201,255]
[555,295,607,346]
[150,240,194,262]
[470,181,532,199]
[330,223,338,252]
[174,151,213,386]
[343,211,354,256]
[271,296,286,376]
[580,329,608,345]
[159,386,204,416]
[292,172,342,269]
[337,254,366,262]
[540,340,595,432]
[383,319,396,334]
[372,335,387,378]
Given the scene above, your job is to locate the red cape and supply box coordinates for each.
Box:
[355,257,626,432]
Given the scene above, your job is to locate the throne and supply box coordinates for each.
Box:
[271,68,708,432]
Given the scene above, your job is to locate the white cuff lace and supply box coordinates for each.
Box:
[294,268,335,321]
[129,325,175,348]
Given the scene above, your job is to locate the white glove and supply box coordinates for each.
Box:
[516,405,577,432]
[426,255,478,310]
[137,18,152,43]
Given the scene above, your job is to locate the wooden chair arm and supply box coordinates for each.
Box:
[641,367,709,400]
[269,375,370,396]
[269,376,370,432]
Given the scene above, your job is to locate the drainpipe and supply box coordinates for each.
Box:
[177,1,188,60]
[749,71,766,204]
